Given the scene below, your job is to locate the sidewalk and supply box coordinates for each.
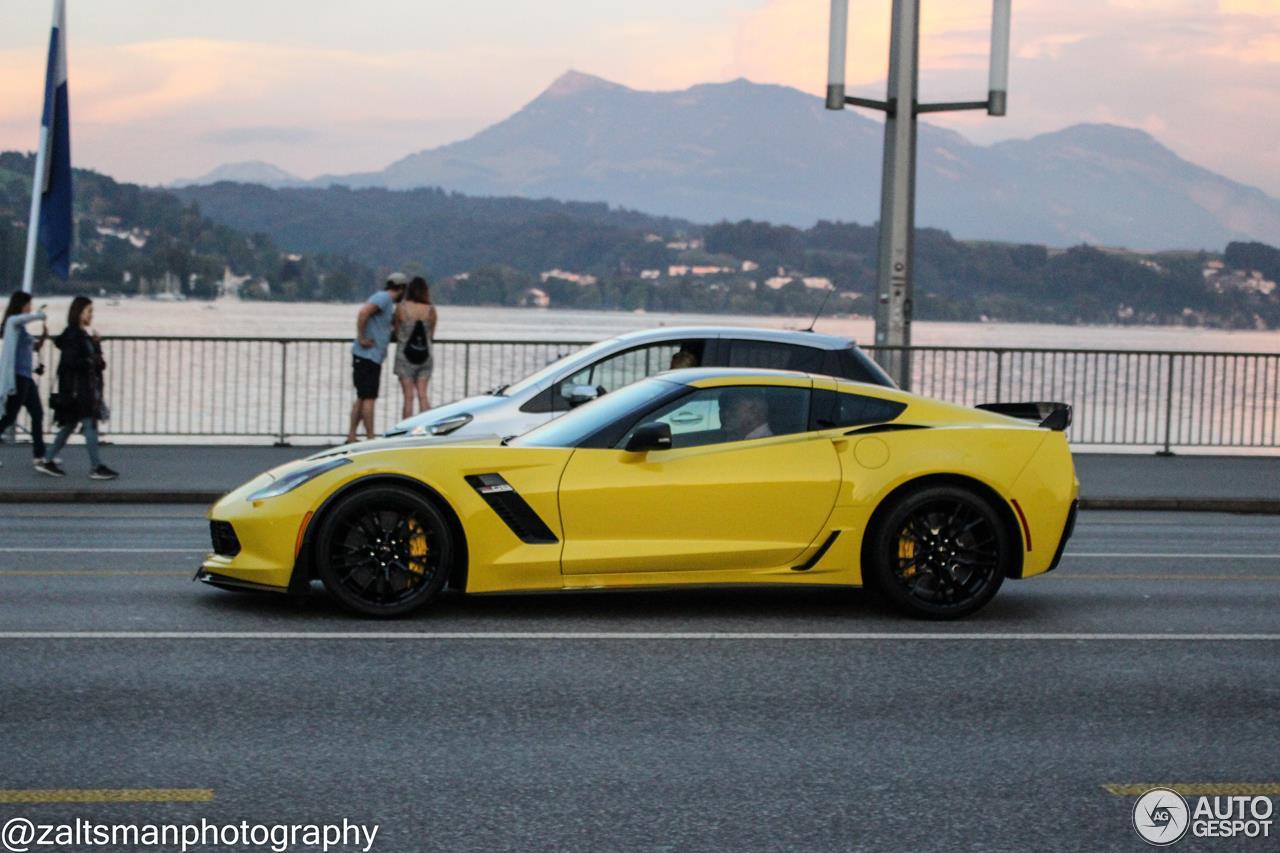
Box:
[0,443,1277,511]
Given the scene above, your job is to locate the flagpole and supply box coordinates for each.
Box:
[22,0,65,295]
[20,126,50,295]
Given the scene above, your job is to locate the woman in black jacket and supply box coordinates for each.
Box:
[41,297,117,479]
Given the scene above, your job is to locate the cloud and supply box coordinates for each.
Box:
[0,1,1275,196]
[712,0,1280,196]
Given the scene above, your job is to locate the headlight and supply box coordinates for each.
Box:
[248,457,352,501]
[410,413,473,437]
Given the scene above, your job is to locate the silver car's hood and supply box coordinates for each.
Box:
[385,393,510,436]
[307,432,503,461]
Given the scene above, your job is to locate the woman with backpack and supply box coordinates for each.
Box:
[0,291,54,474]
[392,275,437,419]
[42,296,118,479]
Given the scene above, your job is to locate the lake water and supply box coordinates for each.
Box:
[29,296,1280,353]
[16,297,1279,449]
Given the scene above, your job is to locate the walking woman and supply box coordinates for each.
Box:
[42,296,117,479]
[0,291,56,474]
[393,275,437,419]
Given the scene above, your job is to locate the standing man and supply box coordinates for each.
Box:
[346,272,407,443]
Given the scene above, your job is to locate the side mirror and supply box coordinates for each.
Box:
[562,383,600,407]
[624,422,672,453]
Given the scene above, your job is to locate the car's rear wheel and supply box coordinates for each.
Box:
[864,484,1011,619]
[315,485,453,617]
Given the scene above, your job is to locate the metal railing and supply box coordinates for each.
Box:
[11,337,1280,451]
[876,346,1280,452]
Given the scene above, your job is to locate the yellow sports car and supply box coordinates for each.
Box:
[198,368,1078,619]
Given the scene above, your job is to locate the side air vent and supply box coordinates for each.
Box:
[465,474,559,545]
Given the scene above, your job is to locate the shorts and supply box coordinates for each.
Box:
[393,351,434,381]
[352,356,382,400]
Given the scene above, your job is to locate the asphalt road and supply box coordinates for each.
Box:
[0,506,1277,852]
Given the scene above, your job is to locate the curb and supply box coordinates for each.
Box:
[0,492,1277,514]
[0,491,224,504]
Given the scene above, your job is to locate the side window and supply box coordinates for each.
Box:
[551,339,709,411]
[809,389,907,430]
[834,347,895,387]
[618,385,811,450]
[727,340,825,373]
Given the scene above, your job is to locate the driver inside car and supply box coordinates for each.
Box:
[719,388,773,441]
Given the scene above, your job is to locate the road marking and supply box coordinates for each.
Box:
[0,631,1276,641]
[1104,783,1280,797]
[0,547,204,554]
[0,570,190,577]
[0,788,213,803]
[1067,553,1278,559]
[0,548,1269,555]
[1051,574,1280,581]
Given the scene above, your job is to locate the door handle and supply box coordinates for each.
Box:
[669,411,702,424]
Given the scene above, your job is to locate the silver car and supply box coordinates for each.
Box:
[386,326,893,439]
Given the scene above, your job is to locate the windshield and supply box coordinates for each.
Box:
[500,339,617,398]
[512,378,682,448]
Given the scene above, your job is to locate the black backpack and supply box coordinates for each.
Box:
[403,319,431,365]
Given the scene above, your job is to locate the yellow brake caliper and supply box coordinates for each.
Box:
[407,518,429,576]
[898,534,917,578]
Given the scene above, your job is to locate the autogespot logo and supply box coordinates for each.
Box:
[1133,788,1191,846]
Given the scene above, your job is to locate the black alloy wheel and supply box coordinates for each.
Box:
[865,485,1011,619]
[315,485,453,617]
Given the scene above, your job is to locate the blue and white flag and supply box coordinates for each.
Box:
[35,0,72,281]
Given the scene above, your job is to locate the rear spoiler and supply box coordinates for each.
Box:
[975,401,1072,432]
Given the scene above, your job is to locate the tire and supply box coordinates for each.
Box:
[315,484,454,618]
[863,484,1012,620]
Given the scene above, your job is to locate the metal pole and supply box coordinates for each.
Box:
[1158,352,1175,456]
[994,350,1004,403]
[463,343,471,396]
[21,138,49,295]
[276,340,289,446]
[873,0,920,390]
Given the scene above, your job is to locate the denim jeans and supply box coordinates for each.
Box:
[0,375,45,458]
[47,417,102,469]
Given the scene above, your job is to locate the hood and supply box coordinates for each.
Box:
[385,393,510,436]
[306,432,503,462]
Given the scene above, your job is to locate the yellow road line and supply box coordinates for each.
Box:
[0,571,189,577]
[0,788,214,803]
[1104,783,1280,797]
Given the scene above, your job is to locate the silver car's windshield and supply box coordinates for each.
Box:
[500,339,617,398]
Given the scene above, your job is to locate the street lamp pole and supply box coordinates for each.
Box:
[826,0,1011,390]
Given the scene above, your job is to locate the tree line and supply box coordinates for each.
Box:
[3,151,1278,329]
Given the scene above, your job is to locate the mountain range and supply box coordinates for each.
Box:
[178,71,1280,251]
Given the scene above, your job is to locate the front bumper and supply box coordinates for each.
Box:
[194,568,293,595]
[196,473,314,592]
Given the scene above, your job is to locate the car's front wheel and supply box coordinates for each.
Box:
[315,484,453,617]
[864,484,1012,619]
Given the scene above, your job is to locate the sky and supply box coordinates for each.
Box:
[0,0,1277,194]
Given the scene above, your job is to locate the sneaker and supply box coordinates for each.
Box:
[89,464,119,480]
[33,456,61,468]
[34,459,65,477]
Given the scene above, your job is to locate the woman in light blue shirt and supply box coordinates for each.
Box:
[0,290,53,473]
